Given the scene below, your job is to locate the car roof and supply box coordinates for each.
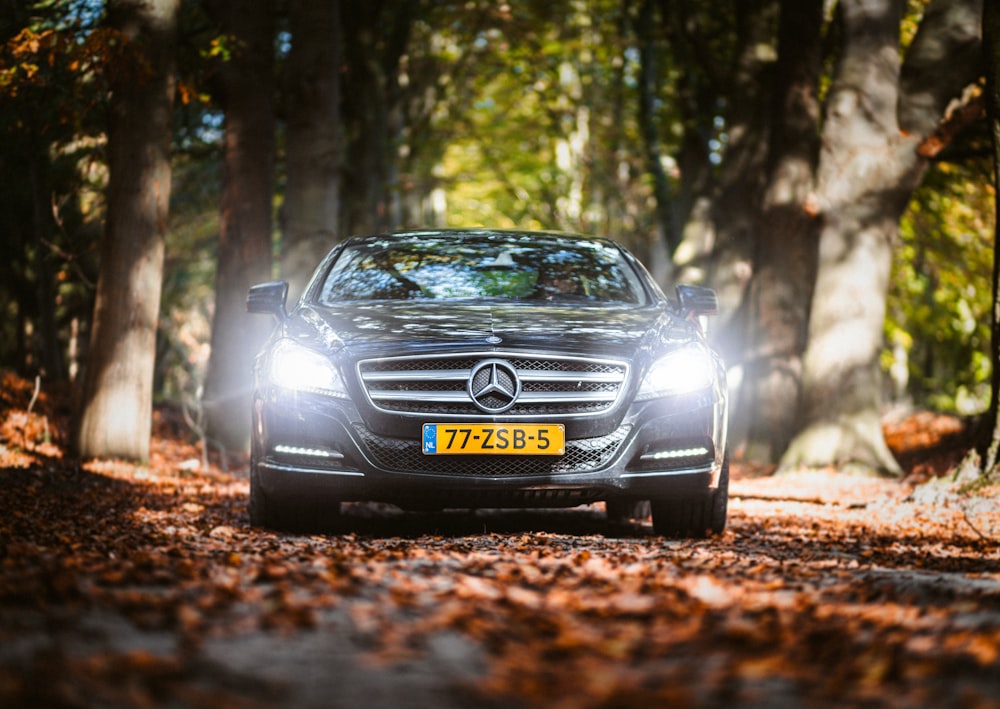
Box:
[341,228,625,248]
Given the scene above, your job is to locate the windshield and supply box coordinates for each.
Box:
[316,233,650,306]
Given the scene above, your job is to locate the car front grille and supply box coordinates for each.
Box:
[358,353,629,417]
[354,424,631,477]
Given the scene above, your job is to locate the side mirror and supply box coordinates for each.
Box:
[247,281,289,319]
[676,284,718,317]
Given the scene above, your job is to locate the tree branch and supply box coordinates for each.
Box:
[917,84,986,158]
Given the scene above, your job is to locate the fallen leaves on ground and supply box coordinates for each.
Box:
[1,379,999,707]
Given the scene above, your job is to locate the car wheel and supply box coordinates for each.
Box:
[651,457,729,538]
[248,454,269,527]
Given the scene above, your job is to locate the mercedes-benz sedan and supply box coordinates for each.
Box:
[247,229,728,536]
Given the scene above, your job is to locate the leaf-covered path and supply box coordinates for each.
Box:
[2,404,1000,707]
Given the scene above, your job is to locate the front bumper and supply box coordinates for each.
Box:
[252,389,727,511]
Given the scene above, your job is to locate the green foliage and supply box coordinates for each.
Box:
[887,158,995,414]
[416,0,657,242]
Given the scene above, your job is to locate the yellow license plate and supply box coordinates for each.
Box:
[422,423,565,455]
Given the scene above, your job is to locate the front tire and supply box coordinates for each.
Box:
[651,457,729,538]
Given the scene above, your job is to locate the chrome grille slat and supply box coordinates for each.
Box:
[362,369,469,382]
[517,391,620,404]
[519,371,624,383]
[373,391,474,402]
[368,390,620,404]
[358,352,629,417]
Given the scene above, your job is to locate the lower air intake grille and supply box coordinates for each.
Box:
[355,425,631,477]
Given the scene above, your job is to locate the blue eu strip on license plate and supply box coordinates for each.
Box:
[422,424,438,454]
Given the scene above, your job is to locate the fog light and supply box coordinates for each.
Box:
[274,444,344,460]
[639,446,709,462]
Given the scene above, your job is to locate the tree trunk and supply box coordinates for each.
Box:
[77,0,179,462]
[340,1,415,235]
[706,0,778,355]
[668,1,776,350]
[781,0,982,475]
[281,0,342,302]
[203,0,276,452]
[738,0,823,463]
[633,0,676,281]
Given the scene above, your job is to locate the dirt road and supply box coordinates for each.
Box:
[2,452,999,708]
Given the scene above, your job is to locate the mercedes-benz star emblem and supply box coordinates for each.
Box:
[467,359,521,414]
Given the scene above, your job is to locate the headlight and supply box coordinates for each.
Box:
[636,346,716,400]
[268,340,348,397]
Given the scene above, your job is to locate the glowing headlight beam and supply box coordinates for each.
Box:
[636,347,715,400]
[269,340,348,397]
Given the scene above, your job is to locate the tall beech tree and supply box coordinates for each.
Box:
[340,0,417,235]
[281,0,343,302]
[780,0,983,475]
[738,0,822,463]
[202,0,276,452]
[77,0,180,462]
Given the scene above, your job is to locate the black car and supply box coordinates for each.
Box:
[247,229,728,536]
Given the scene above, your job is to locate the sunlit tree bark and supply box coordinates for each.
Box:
[202,0,276,452]
[77,0,179,462]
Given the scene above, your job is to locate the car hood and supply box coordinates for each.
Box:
[285,301,697,360]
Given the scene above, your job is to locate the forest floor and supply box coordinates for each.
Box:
[2,372,1000,708]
